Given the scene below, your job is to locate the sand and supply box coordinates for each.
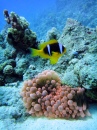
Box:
[0,103,97,130]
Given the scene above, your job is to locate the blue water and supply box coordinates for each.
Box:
[0,0,97,39]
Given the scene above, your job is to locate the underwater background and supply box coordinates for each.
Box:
[0,0,97,39]
[0,0,97,130]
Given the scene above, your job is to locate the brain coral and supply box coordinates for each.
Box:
[21,70,89,119]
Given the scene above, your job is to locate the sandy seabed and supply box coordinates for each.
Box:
[0,103,97,130]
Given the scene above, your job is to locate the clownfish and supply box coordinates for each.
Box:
[31,39,66,64]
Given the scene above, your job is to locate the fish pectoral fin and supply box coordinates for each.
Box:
[52,51,61,58]
[50,57,59,64]
[50,52,60,64]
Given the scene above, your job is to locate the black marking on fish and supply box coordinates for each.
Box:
[43,43,65,56]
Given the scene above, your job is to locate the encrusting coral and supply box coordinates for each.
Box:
[21,70,90,119]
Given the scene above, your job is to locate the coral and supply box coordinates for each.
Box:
[3,10,38,51]
[0,34,4,42]
[23,65,38,80]
[3,9,10,24]
[0,59,16,72]
[15,58,29,76]
[21,70,89,119]
[0,75,4,86]
[86,88,97,101]
[0,59,24,85]
[59,18,97,91]
[4,48,17,59]
[46,27,60,41]
[62,70,79,87]
[3,65,14,75]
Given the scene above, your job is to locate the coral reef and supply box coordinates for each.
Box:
[0,34,4,43]
[15,58,29,76]
[0,59,16,85]
[19,18,97,101]
[21,70,89,119]
[56,18,97,101]
[46,27,60,40]
[59,18,97,90]
[1,16,97,101]
[3,65,14,75]
[1,1,97,128]
[3,10,38,51]
[1,3,97,128]
[0,56,29,85]
[0,82,26,123]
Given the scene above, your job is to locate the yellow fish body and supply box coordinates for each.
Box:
[31,39,66,64]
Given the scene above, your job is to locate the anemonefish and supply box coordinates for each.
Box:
[31,39,66,64]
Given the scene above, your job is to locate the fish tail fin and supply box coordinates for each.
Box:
[31,48,40,56]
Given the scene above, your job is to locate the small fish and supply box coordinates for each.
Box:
[31,39,66,64]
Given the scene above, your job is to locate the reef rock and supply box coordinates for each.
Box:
[59,18,97,90]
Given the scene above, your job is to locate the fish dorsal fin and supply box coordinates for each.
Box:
[39,39,58,49]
